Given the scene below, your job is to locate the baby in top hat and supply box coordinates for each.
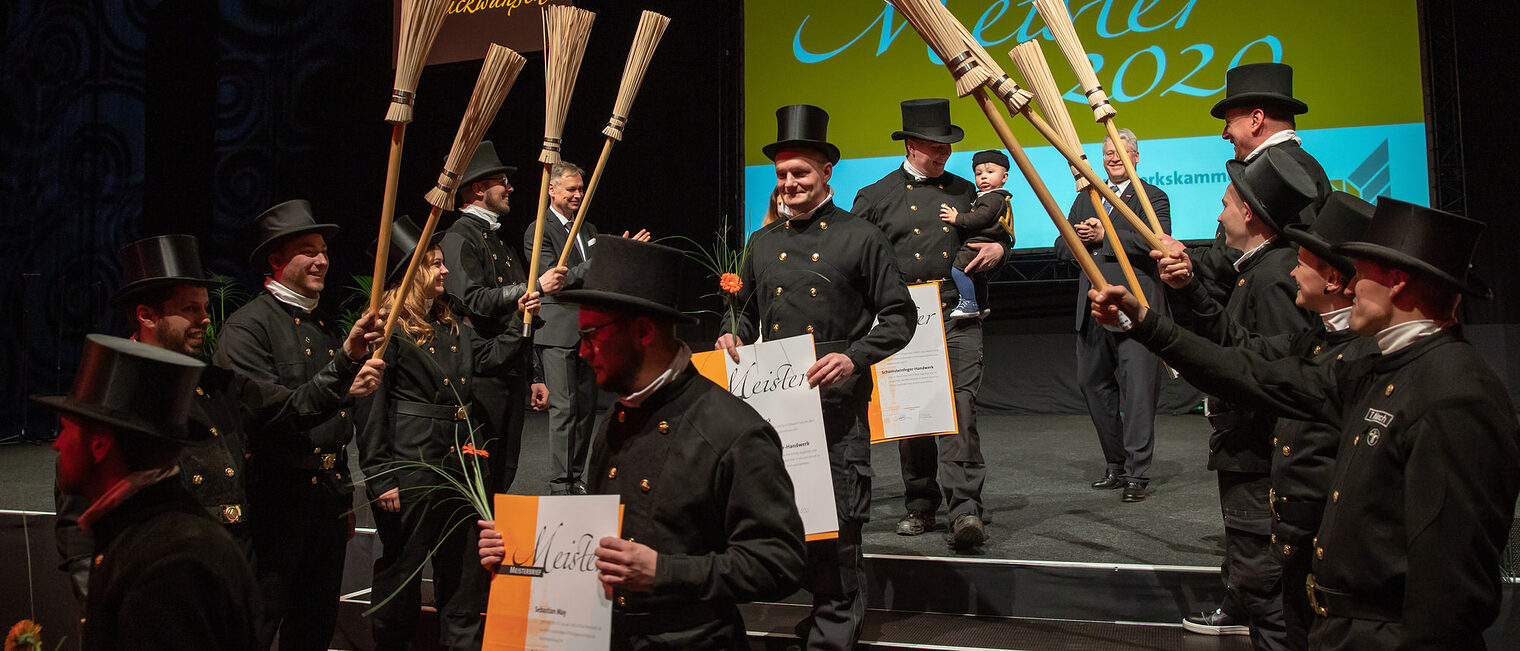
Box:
[939,149,1013,318]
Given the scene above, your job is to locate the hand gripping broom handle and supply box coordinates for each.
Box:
[368,124,407,316]
[1085,190,1149,309]
[523,164,553,336]
[971,89,1107,291]
[556,136,613,268]
[372,203,444,359]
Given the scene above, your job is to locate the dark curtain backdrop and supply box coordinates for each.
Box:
[0,0,1513,438]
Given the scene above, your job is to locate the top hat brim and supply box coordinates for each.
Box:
[1333,241,1492,299]
[1225,160,1294,234]
[891,125,965,144]
[31,394,202,442]
[1211,93,1309,119]
[553,288,699,325]
[461,164,518,188]
[248,224,341,264]
[111,276,221,308]
[1281,224,1355,279]
[763,140,841,165]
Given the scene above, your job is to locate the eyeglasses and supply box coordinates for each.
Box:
[577,321,617,339]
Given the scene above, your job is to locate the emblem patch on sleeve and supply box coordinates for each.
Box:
[1364,408,1393,428]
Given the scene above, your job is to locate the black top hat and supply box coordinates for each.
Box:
[1281,192,1373,278]
[32,334,207,442]
[1211,62,1309,119]
[1335,198,1491,298]
[763,105,841,164]
[1225,147,1316,234]
[248,199,340,264]
[554,237,697,325]
[460,140,518,188]
[371,215,431,285]
[972,150,1009,170]
[111,235,219,308]
[891,98,964,144]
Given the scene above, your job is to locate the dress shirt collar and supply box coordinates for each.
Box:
[778,192,834,222]
[1244,130,1302,162]
[902,160,930,182]
[619,342,693,408]
[1375,319,1443,355]
[1232,236,1278,273]
[265,278,318,313]
[1321,305,1353,332]
[460,204,501,231]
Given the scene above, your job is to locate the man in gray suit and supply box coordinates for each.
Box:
[525,161,650,494]
[1057,128,1169,503]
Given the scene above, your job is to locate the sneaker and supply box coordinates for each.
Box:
[949,514,985,549]
[895,512,935,536]
[948,297,979,319]
[1182,608,1250,636]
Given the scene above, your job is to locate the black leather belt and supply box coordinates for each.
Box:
[397,400,470,421]
[612,601,734,635]
[1270,488,1326,528]
[265,448,344,471]
[1306,574,1400,621]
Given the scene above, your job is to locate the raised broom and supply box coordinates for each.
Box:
[556,10,670,270]
[886,0,1108,290]
[369,0,450,318]
[523,5,595,335]
[374,43,528,359]
[1033,0,1165,236]
[1009,39,1150,310]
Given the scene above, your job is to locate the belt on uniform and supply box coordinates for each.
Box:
[1269,488,1325,527]
[1305,574,1400,621]
[265,450,343,471]
[814,339,849,357]
[612,601,733,635]
[397,400,470,421]
[1207,410,1262,432]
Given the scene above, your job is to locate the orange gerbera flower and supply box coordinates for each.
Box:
[719,272,742,294]
[460,443,489,458]
[5,620,43,651]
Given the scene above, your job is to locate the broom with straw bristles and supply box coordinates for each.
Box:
[524,4,596,336]
[886,0,1107,289]
[373,43,528,359]
[1009,39,1151,310]
[369,0,450,319]
[556,10,670,270]
[894,0,1163,253]
[1033,0,1165,236]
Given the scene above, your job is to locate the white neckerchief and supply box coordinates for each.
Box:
[1232,236,1278,272]
[265,278,318,313]
[1244,130,1302,162]
[1322,305,1353,332]
[902,160,930,182]
[976,186,1008,198]
[78,466,181,532]
[778,192,834,221]
[460,204,501,231]
[619,343,693,408]
[550,206,587,259]
[1375,319,1443,355]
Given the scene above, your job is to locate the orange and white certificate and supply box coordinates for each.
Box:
[691,334,839,541]
[868,283,958,443]
[483,494,621,651]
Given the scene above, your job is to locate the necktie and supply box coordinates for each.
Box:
[1102,185,1119,213]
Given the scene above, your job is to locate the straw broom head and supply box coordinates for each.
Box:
[387,0,451,124]
[1032,0,1116,122]
[423,44,528,209]
[602,11,670,141]
[1009,40,1090,192]
[886,0,991,98]
[540,5,596,164]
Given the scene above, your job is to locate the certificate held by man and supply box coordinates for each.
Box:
[868,282,958,443]
[691,334,839,540]
[483,494,621,651]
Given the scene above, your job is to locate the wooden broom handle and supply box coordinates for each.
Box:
[1103,120,1165,235]
[971,89,1107,290]
[368,124,407,316]
[372,203,444,359]
[1086,190,1149,309]
[557,137,614,268]
[523,164,553,336]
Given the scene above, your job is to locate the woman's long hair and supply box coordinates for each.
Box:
[381,244,457,346]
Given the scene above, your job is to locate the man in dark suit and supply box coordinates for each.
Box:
[438,142,565,497]
[1057,128,1169,503]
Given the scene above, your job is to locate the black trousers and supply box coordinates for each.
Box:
[801,375,873,651]
[538,344,599,485]
[473,372,527,495]
[1280,542,1313,650]
[246,463,350,651]
[1075,316,1161,483]
[1219,470,1290,651]
[899,317,986,521]
[370,468,489,651]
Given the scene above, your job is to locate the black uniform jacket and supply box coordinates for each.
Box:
[587,362,806,645]
[721,200,915,374]
[1127,320,1520,648]
[213,292,356,505]
[1168,239,1315,472]
[438,211,535,374]
[852,167,1010,309]
[960,188,1012,236]
[359,299,495,498]
[524,208,597,349]
[1057,181,1171,330]
[82,479,260,651]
